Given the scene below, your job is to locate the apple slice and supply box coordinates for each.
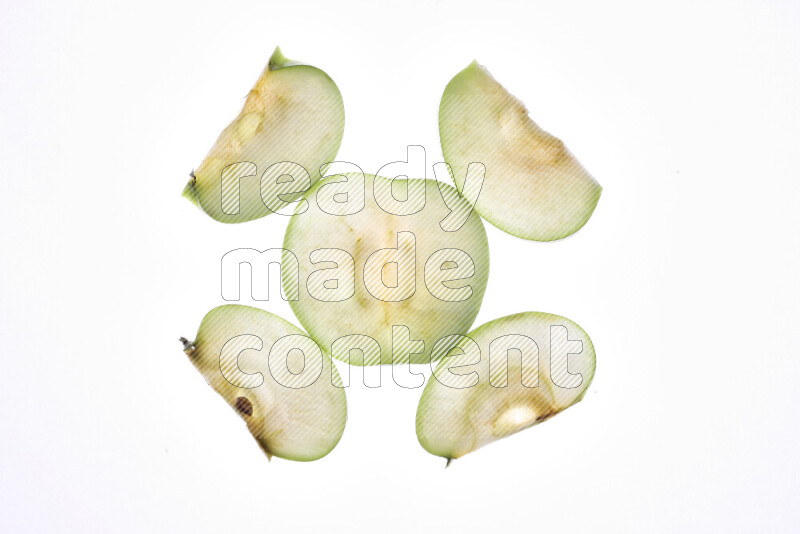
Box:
[282,174,490,365]
[180,305,347,461]
[416,311,596,462]
[439,61,602,241]
[183,47,345,223]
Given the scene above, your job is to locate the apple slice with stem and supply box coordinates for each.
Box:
[180,305,347,461]
[416,311,596,464]
[282,174,490,365]
[439,61,602,241]
[183,47,345,223]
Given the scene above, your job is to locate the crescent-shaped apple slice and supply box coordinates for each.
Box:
[180,305,347,461]
[439,62,602,241]
[416,311,596,463]
[183,47,345,223]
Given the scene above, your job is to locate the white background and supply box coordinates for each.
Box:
[1,0,799,531]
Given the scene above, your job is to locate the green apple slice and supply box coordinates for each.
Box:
[416,312,596,462]
[183,47,345,223]
[180,305,346,461]
[282,174,490,365]
[439,61,602,241]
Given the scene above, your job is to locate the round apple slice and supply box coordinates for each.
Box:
[416,312,596,462]
[180,305,347,461]
[282,174,490,365]
[439,61,602,241]
[183,47,345,223]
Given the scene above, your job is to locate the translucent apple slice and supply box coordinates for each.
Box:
[282,174,490,365]
[183,47,345,223]
[439,61,602,241]
[179,305,346,461]
[416,312,596,462]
